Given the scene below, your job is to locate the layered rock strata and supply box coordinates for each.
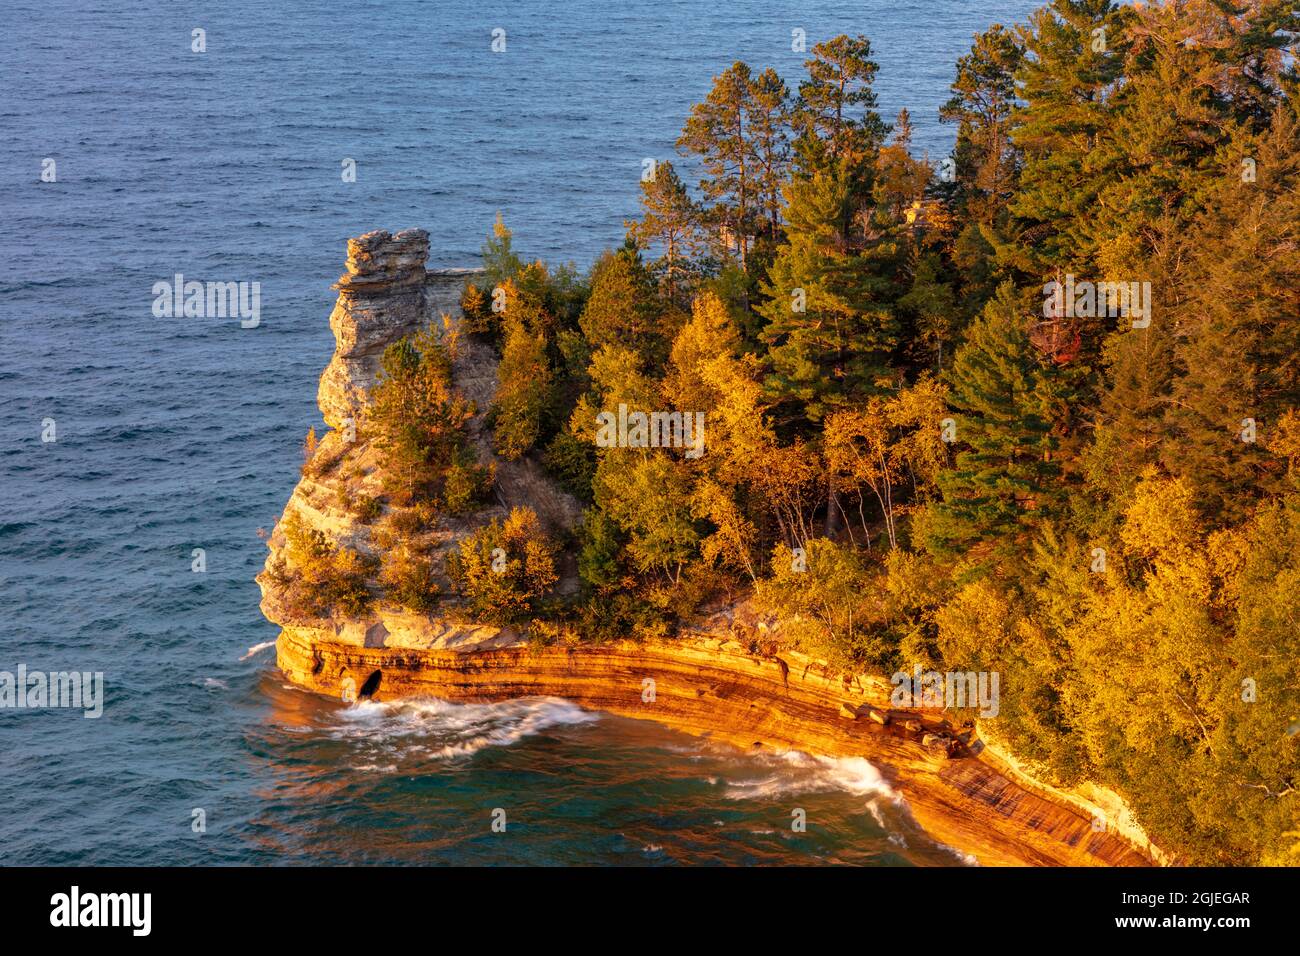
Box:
[275,622,1156,867]
[317,228,432,430]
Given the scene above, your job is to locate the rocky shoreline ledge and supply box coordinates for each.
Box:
[259,229,1162,868]
[275,624,1157,867]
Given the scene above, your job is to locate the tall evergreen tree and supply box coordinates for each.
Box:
[1085,318,1177,514]
[940,24,1025,310]
[578,246,662,359]
[626,160,704,306]
[746,67,792,249]
[1005,0,1128,277]
[940,24,1024,227]
[678,62,757,268]
[792,34,889,186]
[1163,106,1300,521]
[756,164,899,429]
[368,327,473,504]
[927,283,1061,556]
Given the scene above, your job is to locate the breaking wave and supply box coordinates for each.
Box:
[330,695,599,762]
[722,750,903,803]
[239,640,276,661]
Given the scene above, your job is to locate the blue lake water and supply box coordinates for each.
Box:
[0,0,1037,864]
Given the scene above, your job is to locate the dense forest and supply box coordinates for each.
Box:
[322,0,1300,865]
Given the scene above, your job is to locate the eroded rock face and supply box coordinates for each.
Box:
[259,227,585,633]
[318,229,430,429]
[259,229,479,631]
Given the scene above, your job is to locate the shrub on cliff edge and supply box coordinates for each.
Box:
[368,325,477,506]
[379,544,440,613]
[267,510,375,619]
[445,507,558,625]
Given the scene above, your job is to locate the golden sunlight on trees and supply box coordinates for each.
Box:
[446,507,558,625]
[368,326,480,506]
[436,5,1300,864]
[267,510,374,620]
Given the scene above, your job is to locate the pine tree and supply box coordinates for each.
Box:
[897,251,959,373]
[1085,318,1176,514]
[1163,105,1300,522]
[368,327,472,504]
[626,160,703,306]
[745,67,791,248]
[1070,2,1300,529]
[757,165,900,429]
[1007,0,1128,277]
[940,24,1024,227]
[792,34,889,187]
[927,283,1060,555]
[678,61,757,268]
[577,507,624,593]
[939,24,1024,311]
[578,246,662,358]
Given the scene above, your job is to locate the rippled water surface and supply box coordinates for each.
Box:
[0,0,1036,864]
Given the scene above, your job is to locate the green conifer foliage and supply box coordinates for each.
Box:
[928,284,1059,555]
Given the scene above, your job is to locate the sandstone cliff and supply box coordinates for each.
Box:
[258,229,1163,868]
[256,227,578,644]
[318,229,432,431]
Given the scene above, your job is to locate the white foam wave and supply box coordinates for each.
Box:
[722,750,901,803]
[331,695,598,761]
[240,640,276,661]
[934,842,981,866]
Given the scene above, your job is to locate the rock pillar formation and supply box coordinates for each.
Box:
[317,228,430,430]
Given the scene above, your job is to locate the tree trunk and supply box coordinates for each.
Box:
[824,475,842,537]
